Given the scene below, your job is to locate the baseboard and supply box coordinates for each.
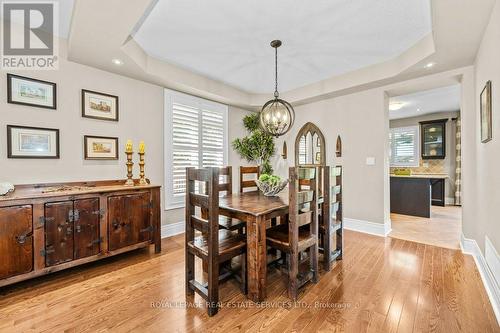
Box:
[445,197,456,205]
[460,233,500,324]
[161,221,185,238]
[344,218,391,237]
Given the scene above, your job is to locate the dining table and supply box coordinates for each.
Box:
[219,191,289,302]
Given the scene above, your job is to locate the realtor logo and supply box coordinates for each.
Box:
[1,1,59,69]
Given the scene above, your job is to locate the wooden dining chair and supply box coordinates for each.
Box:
[185,167,247,316]
[266,166,319,300]
[239,166,260,192]
[319,165,343,271]
[218,166,245,233]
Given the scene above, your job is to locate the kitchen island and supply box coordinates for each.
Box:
[390,174,448,218]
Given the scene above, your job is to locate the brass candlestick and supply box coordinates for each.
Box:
[124,151,134,186]
[138,152,147,185]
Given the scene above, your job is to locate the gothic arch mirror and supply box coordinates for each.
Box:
[295,122,326,166]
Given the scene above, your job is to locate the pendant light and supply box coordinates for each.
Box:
[259,40,295,137]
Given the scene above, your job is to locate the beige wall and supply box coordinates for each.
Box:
[390,111,460,200]
[0,42,252,226]
[273,89,389,226]
[464,0,500,254]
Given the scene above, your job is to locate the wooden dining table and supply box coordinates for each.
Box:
[219,191,289,302]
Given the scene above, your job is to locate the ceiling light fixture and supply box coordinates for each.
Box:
[259,40,295,137]
[389,102,405,111]
[112,58,124,66]
[424,62,435,69]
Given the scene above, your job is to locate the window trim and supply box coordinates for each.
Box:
[164,89,228,210]
[389,125,420,167]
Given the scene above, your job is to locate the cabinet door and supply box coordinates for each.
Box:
[45,201,74,266]
[0,205,33,279]
[108,193,151,251]
[74,198,100,260]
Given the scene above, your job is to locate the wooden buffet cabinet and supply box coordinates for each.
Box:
[0,180,161,287]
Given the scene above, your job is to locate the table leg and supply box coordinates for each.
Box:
[246,215,267,302]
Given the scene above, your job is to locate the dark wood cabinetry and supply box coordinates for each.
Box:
[0,205,33,280]
[108,193,151,251]
[0,180,161,287]
[420,119,447,159]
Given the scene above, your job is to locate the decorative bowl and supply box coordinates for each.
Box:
[255,179,288,197]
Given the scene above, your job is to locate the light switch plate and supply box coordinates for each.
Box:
[366,157,376,165]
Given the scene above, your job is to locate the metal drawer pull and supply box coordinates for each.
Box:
[15,231,33,244]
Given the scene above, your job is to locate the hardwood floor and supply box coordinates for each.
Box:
[390,205,462,250]
[0,230,498,333]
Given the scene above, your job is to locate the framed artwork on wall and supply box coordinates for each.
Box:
[7,125,60,158]
[7,74,57,109]
[480,80,492,143]
[84,135,119,160]
[82,89,119,121]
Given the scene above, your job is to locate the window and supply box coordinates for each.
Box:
[389,126,419,167]
[164,89,228,209]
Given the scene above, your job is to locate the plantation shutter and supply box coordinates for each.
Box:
[389,126,419,167]
[165,90,228,208]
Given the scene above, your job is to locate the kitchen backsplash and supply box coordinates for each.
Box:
[390,159,445,174]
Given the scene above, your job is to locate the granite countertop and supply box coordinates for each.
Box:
[390,173,449,179]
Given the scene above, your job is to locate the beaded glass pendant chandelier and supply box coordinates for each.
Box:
[259,40,295,137]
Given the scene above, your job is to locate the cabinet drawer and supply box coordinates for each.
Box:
[0,205,33,279]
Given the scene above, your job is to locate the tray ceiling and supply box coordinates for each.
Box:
[133,0,432,94]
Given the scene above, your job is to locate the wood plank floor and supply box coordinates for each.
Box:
[0,230,498,333]
[390,206,462,250]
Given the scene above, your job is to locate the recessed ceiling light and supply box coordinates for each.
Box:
[424,62,435,69]
[417,108,421,111]
[112,58,124,66]
[389,102,405,111]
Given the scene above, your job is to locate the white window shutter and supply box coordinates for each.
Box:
[165,90,228,209]
[389,126,419,167]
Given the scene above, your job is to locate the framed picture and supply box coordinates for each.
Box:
[7,74,57,109]
[480,81,492,143]
[7,125,59,158]
[84,135,118,160]
[82,89,119,121]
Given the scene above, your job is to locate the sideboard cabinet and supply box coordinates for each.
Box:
[0,180,161,287]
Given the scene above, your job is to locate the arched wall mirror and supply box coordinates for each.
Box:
[295,122,326,166]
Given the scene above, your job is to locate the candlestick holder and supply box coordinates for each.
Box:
[138,152,147,185]
[124,151,134,186]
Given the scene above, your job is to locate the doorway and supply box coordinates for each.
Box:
[386,84,462,249]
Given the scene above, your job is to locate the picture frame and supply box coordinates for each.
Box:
[84,135,119,160]
[82,89,119,121]
[7,125,60,159]
[7,74,57,109]
[480,80,492,143]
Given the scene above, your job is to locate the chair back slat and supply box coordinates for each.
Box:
[239,166,260,192]
[186,167,220,241]
[189,193,209,209]
[289,166,319,246]
[218,166,232,195]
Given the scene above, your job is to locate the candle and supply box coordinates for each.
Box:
[125,139,133,153]
[139,141,145,154]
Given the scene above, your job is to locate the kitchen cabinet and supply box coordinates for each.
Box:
[420,119,447,159]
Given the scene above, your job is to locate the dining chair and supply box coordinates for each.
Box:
[266,166,319,300]
[319,165,343,271]
[239,166,260,192]
[185,167,247,316]
[217,166,245,233]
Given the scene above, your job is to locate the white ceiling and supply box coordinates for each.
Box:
[389,85,461,120]
[1,0,74,38]
[133,0,432,94]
